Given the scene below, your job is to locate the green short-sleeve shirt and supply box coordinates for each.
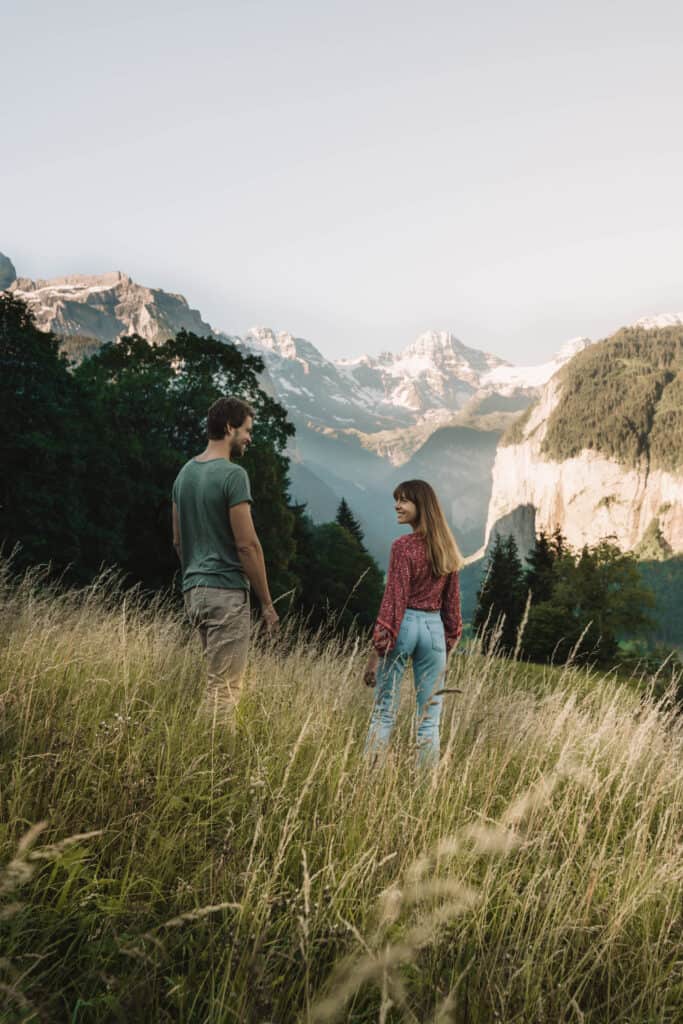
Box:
[172,458,252,592]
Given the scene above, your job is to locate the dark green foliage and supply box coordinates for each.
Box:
[540,326,683,470]
[291,514,385,633]
[0,292,88,571]
[500,326,683,471]
[473,521,658,668]
[472,533,525,654]
[524,530,556,603]
[1,295,385,631]
[522,537,656,667]
[617,639,683,702]
[335,497,366,549]
[72,329,296,593]
[522,599,579,665]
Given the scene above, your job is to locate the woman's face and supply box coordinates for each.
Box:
[394,495,418,527]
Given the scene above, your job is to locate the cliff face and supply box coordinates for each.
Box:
[8,272,216,346]
[485,378,683,556]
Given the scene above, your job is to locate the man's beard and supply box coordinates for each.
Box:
[230,440,245,458]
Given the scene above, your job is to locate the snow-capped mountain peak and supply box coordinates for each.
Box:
[245,326,327,369]
[633,312,683,330]
[555,336,593,361]
[480,337,593,392]
[403,329,462,358]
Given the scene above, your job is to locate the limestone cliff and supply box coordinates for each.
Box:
[485,376,683,556]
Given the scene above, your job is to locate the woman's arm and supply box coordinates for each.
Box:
[364,539,411,685]
[441,571,462,653]
[372,540,411,654]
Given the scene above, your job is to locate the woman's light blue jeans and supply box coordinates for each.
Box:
[365,609,447,768]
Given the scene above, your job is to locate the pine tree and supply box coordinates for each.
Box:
[335,497,366,550]
[551,526,566,560]
[473,533,525,654]
[291,513,384,633]
[524,530,556,603]
[502,535,526,650]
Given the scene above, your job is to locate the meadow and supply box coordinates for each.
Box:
[1,563,682,1023]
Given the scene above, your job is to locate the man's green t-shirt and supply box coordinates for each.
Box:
[172,458,252,592]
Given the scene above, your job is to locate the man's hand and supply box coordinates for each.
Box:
[262,603,280,633]
[363,649,379,687]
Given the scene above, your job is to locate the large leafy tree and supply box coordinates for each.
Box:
[2,296,387,632]
[74,330,296,592]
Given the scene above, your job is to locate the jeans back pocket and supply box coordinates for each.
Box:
[426,621,446,653]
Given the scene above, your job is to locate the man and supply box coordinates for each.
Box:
[172,395,279,723]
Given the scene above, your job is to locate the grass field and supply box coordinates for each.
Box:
[1,563,682,1023]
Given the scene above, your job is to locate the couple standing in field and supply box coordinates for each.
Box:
[172,397,463,765]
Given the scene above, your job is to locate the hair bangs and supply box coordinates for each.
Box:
[393,478,464,576]
[392,481,419,504]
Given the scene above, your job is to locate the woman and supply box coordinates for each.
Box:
[364,479,463,767]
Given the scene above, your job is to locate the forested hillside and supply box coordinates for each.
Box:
[0,293,383,629]
[543,326,682,469]
[502,326,683,471]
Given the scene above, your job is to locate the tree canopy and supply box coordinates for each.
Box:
[472,527,656,668]
[0,295,384,634]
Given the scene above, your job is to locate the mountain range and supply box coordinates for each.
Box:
[4,253,682,573]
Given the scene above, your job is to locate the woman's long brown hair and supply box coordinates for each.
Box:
[393,479,464,576]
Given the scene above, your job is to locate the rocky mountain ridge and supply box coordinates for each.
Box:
[9,270,216,348]
[5,260,584,433]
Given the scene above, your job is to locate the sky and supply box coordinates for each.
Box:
[3,0,683,364]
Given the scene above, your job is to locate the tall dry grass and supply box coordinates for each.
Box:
[0,561,682,1023]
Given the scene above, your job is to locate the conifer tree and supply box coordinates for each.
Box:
[551,526,566,560]
[473,533,525,654]
[291,513,384,632]
[524,529,556,603]
[522,536,655,666]
[335,497,366,550]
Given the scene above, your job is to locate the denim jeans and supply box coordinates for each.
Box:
[365,609,447,768]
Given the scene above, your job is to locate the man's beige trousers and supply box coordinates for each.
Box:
[184,586,250,722]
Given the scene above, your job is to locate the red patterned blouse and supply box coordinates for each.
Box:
[372,533,462,655]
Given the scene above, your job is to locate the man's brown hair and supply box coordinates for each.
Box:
[207,397,255,440]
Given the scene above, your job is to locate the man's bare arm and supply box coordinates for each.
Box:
[172,502,181,562]
[229,502,279,629]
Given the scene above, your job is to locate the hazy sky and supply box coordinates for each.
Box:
[3,0,683,363]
